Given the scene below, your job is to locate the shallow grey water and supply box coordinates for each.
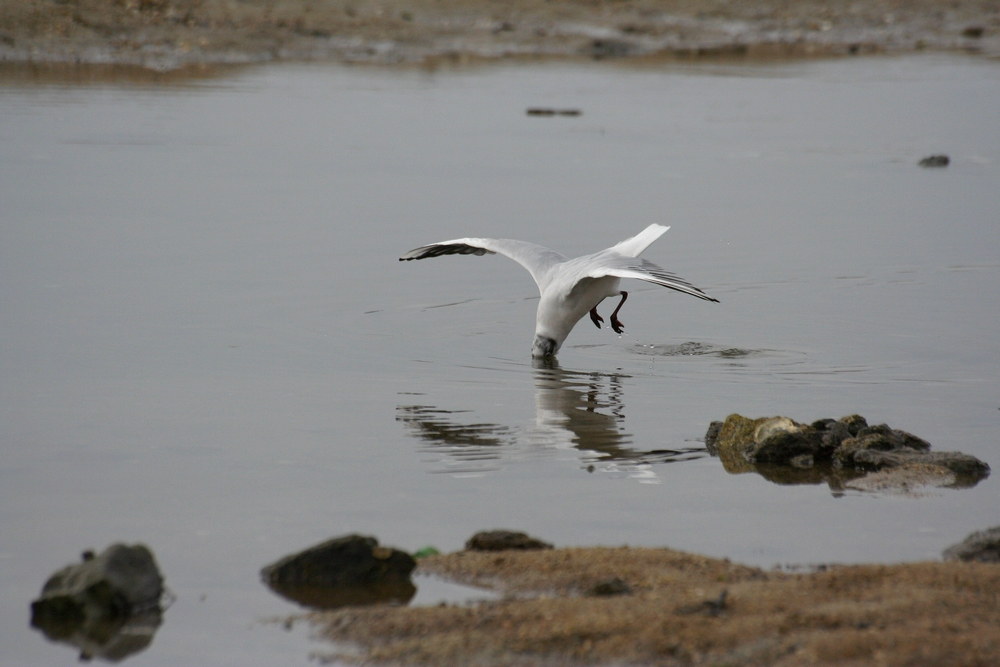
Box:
[2,54,999,665]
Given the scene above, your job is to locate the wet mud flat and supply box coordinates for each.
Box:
[307,546,1000,666]
[1,0,999,71]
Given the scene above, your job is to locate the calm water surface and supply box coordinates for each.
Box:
[2,54,999,665]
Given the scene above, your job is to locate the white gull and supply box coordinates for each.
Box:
[400,224,718,357]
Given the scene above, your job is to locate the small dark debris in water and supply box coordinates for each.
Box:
[465,530,553,552]
[587,38,634,59]
[677,589,728,616]
[919,155,949,167]
[962,26,985,38]
[526,108,582,117]
[586,577,633,597]
[492,21,515,34]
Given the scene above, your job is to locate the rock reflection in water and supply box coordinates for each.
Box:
[31,609,163,663]
[265,580,416,610]
[397,359,708,479]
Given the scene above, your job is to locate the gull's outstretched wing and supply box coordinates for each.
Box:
[581,255,718,302]
[400,238,568,291]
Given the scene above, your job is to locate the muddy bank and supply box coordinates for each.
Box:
[305,545,1000,666]
[1,0,998,71]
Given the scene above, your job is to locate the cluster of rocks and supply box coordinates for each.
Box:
[705,414,990,493]
[31,522,1000,663]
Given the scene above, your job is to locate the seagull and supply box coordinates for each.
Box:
[400,224,718,357]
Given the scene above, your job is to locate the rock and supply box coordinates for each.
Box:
[838,414,869,436]
[465,530,554,552]
[30,544,165,662]
[705,414,824,466]
[704,420,723,455]
[845,449,990,483]
[263,534,415,587]
[813,419,853,451]
[32,544,164,618]
[748,423,824,464]
[942,526,1000,562]
[586,577,632,597]
[261,534,416,609]
[919,154,949,167]
[843,463,957,495]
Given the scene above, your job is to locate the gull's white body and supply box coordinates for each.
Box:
[400,224,717,357]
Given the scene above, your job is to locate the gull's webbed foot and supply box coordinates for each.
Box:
[610,291,628,334]
[589,307,604,329]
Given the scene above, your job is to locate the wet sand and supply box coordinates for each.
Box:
[307,546,1000,666]
[1,0,998,71]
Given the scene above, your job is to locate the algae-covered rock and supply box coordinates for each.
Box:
[261,534,416,610]
[32,544,163,619]
[704,414,823,467]
[30,544,165,662]
[465,530,554,552]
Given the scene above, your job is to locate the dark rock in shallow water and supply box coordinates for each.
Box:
[846,449,990,483]
[943,526,1000,562]
[919,154,950,167]
[262,534,415,587]
[32,543,163,617]
[261,535,416,609]
[465,530,554,551]
[30,544,165,662]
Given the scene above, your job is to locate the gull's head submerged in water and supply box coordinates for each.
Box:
[400,224,718,357]
[531,335,559,358]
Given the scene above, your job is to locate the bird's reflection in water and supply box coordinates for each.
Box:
[396,359,707,479]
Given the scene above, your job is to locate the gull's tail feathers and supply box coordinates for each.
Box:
[610,224,670,258]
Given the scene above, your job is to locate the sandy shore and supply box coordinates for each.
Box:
[1,0,998,71]
[304,546,1000,666]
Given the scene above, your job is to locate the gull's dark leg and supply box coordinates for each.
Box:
[589,307,604,329]
[610,291,628,334]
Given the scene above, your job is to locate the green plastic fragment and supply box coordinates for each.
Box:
[413,546,440,559]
